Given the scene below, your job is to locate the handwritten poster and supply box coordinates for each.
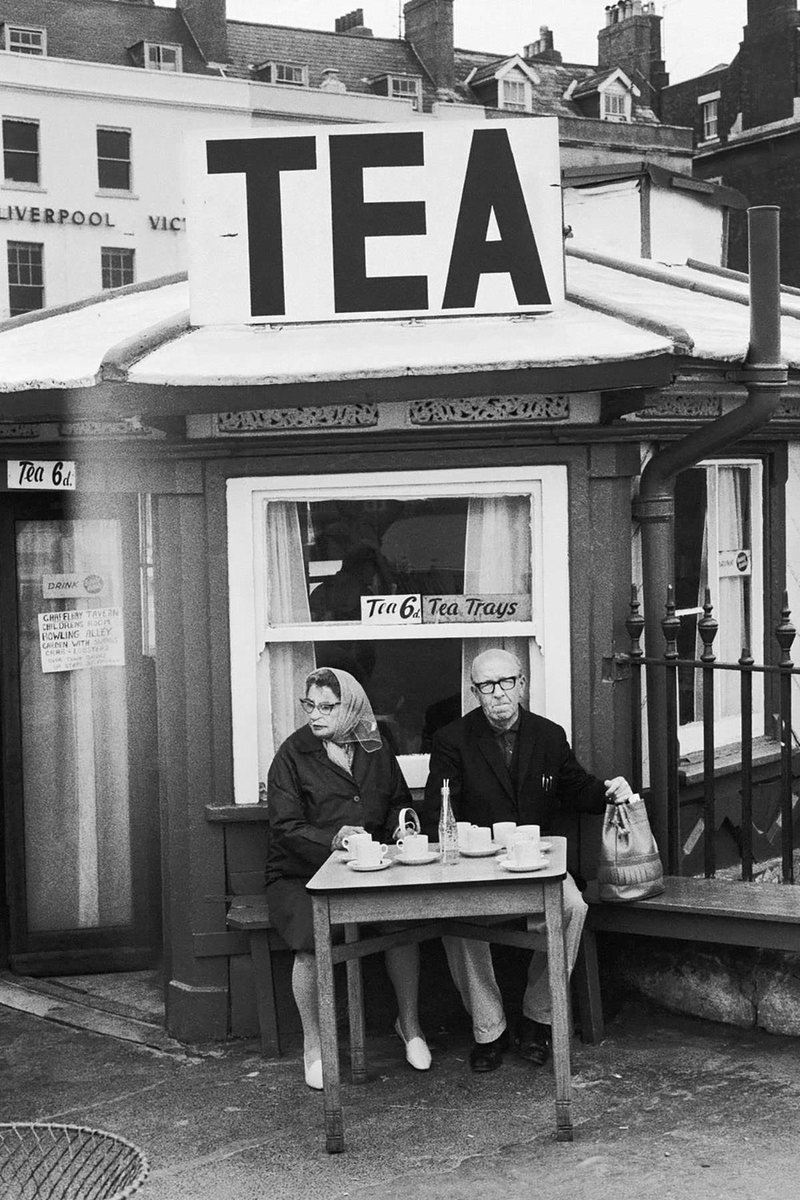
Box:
[38,606,125,673]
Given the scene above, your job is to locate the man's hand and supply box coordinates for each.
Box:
[604,776,634,805]
[331,824,367,851]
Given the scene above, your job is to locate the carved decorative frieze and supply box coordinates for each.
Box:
[633,395,722,420]
[215,405,379,433]
[777,397,800,420]
[59,418,154,438]
[408,395,569,425]
[0,423,47,440]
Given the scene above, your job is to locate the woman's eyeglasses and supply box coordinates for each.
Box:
[472,676,519,695]
[299,698,341,715]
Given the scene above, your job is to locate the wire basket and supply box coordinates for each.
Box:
[0,1124,149,1200]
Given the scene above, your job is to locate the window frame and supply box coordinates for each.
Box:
[144,42,182,72]
[675,457,764,754]
[602,89,628,121]
[388,75,422,109]
[262,61,309,86]
[227,465,571,803]
[2,116,39,186]
[101,246,135,290]
[7,239,44,315]
[4,24,46,55]
[96,126,132,193]
[500,77,530,112]
[700,96,720,142]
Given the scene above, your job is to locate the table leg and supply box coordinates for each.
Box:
[344,923,367,1083]
[312,895,344,1154]
[544,882,573,1143]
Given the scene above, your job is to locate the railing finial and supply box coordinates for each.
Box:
[626,584,644,659]
[775,591,796,668]
[661,584,680,659]
[698,588,718,663]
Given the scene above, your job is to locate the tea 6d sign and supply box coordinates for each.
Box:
[186,119,563,325]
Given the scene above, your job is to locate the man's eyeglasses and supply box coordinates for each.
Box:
[472,676,520,695]
[299,698,341,715]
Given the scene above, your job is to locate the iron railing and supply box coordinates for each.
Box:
[618,585,799,882]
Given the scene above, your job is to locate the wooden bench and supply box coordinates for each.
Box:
[226,897,287,1057]
[576,875,800,1043]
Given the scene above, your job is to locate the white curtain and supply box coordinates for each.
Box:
[258,502,316,783]
[716,467,749,717]
[19,520,132,932]
[693,466,748,720]
[460,495,536,713]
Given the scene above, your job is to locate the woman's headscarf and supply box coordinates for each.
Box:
[305,667,382,753]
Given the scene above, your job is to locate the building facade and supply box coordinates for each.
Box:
[661,0,800,284]
[1,0,695,317]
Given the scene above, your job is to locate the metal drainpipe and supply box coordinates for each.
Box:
[634,206,788,859]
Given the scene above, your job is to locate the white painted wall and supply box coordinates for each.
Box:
[0,52,418,316]
[563,179,642,258]
[649,187,725,265]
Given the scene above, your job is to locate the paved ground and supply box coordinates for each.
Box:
[1,984,799,1200]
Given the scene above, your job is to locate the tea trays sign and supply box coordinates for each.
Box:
[360,594,530,625]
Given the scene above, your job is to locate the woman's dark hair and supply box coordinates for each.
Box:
[305,668,341,698]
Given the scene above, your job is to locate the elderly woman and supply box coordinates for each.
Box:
[266,667,431,1089]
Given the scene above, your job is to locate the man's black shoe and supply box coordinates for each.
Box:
[514,1017,551,1066]
[469,1028,509,1073]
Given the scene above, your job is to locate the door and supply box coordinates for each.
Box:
[0,490,160,975]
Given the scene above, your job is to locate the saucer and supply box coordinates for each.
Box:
[395,851,440,866]
[497,855,548,873]
[347,859,392,873]
[459,845,500,857]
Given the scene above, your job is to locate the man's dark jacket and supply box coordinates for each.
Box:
[423,706,606,833]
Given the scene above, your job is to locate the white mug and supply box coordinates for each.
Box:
[397,833,429,860]
[492,821,517,849]
[468,826,492,851]
[342,831,372,857]
[456,821,474,847]
[508,839,542,870]
[353,839,388,867]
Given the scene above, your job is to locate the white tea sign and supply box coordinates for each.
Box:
[360,594,422,624]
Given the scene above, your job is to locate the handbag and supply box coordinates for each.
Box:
[595,795,664,902]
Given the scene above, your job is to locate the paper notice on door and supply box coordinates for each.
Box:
[38,606,125,673]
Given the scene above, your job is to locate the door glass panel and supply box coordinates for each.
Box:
[16,520,133,932]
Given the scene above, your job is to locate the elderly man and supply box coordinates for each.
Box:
[424,647,632,1073]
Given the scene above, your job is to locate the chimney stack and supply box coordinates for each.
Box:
[598,1,668,114]
[335,9,373,36]
[177,0,228,64]
[525,25,562,64]
[403,0,454,92]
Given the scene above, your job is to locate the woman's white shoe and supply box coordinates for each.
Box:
[304,1055,323,1090]
[394,1019,432,1071]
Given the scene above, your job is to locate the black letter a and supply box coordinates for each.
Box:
[442,128,550,309]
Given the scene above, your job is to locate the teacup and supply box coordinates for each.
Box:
[512,824,541,854]
[507,839,543,870]
[342,831,372,858]
[492,821,517,850]
[466,825,492,852]
[353,838,388,867]
[396,833,430,860]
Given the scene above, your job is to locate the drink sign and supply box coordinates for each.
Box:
[423,594,531,623]
[718,549,751,577]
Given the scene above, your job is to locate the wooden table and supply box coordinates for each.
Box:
[307,838,573,1153]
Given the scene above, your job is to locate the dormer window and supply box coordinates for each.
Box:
[128,41,183,71]
[501,78,529,112]
[255,61,309,86]
[603,91,627,120]
[146,43,182,72]
[3,24,46,55]
[389,75,422,109]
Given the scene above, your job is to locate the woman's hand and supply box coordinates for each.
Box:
[604,776,634,805]
[331,824,367,851]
